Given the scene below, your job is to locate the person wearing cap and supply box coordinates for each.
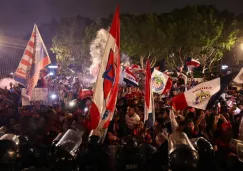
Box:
[124,105,140,136]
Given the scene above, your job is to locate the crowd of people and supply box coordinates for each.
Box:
[0,73,243,170]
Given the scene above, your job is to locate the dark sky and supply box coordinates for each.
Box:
[0,0,242,37]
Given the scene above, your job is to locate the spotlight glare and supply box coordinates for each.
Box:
[69,101,76,107]
[50,94,57,99]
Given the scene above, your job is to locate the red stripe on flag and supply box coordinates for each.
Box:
[109,5,120,48]
[186,61,200,67]
[21,59,31,66]
[162,77,172,95]
[24,50,33,58]
[42,56,51,67]
[28,41,34,48]
[172,93,188,110]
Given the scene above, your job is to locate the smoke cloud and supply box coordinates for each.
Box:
[88,28,131,83]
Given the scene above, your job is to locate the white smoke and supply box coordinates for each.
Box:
[0,78,16,90]
[121,54,131,67]
[88,28,131,83]
[89,29,109,77]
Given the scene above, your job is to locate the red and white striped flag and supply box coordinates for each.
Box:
[90,6,120,130]
[129,64,144,73]
[14,24,51,98]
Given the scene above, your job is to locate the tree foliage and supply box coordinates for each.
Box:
[164,6,239,72]
[53,5,240,72]
[51,16,92,75]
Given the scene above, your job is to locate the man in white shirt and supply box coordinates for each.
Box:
[125,105,140,135]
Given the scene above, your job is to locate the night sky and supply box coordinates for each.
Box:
[0,0,242,37]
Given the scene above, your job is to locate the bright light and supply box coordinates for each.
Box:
[48,65,58,69]
[10,72,13,75]
[69,100,76,107]
[84,107,88,112]
[49,72,54,76]
[222,65,228,70]
[50,94,57,99]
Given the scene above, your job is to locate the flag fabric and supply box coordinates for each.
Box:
[186,57,200,71]
[154,66,160,71]
[151,69,172,95]
[90,6,120,130]
[144,59,155,128]
[233,67,243,84]
[123,66,139,86]
[129,64,144,73]
[172,72,238,110]
[14,24,51,97]
[123,64,143,86]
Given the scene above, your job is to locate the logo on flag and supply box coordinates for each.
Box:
[195,90,211,105]
[152,75,164,92]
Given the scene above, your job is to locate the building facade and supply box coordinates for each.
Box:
[0,35,27,79]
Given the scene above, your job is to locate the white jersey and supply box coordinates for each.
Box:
[125,113,140,130]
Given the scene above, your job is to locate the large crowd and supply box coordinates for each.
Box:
[0,73,243,170]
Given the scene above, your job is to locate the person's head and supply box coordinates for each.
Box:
[10,118,17,126]
[210,107,218,115]
[178,121,185,131]
[127,105,135,116]
[238,103,243,110]
[199,110,204,116]
[155,133,167,146]
[186,120,195,131]
[199,119,207,129]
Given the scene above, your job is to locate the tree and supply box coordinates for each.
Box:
[51,16,93,75]
[69,5,239,71]
[164,6,239,72]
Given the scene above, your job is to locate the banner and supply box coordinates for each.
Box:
[21,88,48,106]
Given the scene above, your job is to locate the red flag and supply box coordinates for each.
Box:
[145,60,151,109]
[144,59,154,128]
[90,6,120,130]
[154,66,160,71]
